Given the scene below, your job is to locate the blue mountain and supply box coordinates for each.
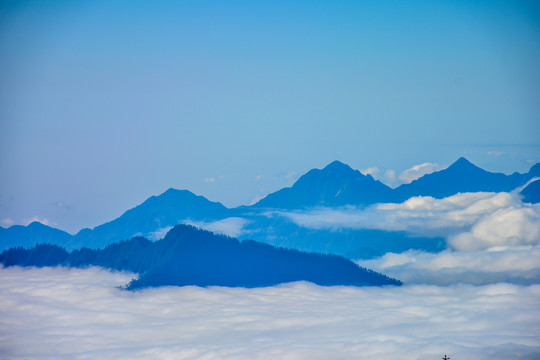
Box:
[521,179,540,204]
[0,222,73,252]
[70,188,230,249]
[394,157,540,200]
[1,158,536,255]
[0,225,401,288]
[251,160,396,209]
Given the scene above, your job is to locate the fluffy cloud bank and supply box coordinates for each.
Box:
[182,217,250,238]
[1,266,539,360]
[359,246,540,286]
[398,162,444,184]
[274,192,540,251]
[361,162,443,186]
[146,217,251,240]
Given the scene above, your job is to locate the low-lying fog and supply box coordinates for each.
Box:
[1,266,538,360]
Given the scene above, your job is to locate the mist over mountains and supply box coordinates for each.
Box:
[1,157,537,256]
[1,225,400,288]
[1,157,538,258]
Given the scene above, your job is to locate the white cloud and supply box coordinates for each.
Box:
[358,246,540,285]
[255,175,263,181]
[285,171,297,180]
[383,169,397,185]
[398,162,443,184]
[0,266,539,360]
[249,195,265,206]
[182,217,250,238]
[273,191,540,251]
[360,166,380,177]
[146,226,173,241]
[24,216,50,226]
[487,151,506,156]
[204,177,216,183]
[0,218,14,228]
[449,206,540,251]
[360,167,398,187]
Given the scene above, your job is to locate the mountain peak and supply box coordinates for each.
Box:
[27,221,49,229]
[529,162,540,176]
[447,157,482,172]
[453,156,473,166]
[324,160,350,170]
[319,160,358,177]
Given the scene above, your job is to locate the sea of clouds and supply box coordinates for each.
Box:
[2,190,540,359]
[272,191,540,250]
[1,266,539,360]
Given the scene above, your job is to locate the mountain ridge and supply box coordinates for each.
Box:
[0,225,402,288]
[1,157,537,252]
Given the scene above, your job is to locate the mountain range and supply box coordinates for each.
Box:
[1,157,538,257]
[0,225,401,288]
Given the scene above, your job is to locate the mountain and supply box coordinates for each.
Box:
[234,213,446,259]
[521,179,540,204]
[70,188,230,249]
[394,157,540,200]
[0,222,73,252]
[0,225,401,288]
[251,161,396,209]
[2,158,536,253]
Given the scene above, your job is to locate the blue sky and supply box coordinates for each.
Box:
[1,0,539,233]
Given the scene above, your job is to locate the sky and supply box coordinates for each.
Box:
[1,0,540,233]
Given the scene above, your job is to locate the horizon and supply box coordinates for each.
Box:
[1,155,538,235]
[2,1,540,233]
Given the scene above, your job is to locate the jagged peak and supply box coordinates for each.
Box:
[320,160,360,176]
[324,160,350,169]
[447,157,481,171]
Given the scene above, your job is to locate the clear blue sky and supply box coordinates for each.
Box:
[1,0,539,233]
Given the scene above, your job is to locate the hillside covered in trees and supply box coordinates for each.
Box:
[0,225,401,289]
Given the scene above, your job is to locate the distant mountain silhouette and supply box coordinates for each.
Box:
[521,179,540,204]
[70,188,230,249]
[1,158,537,254]
[394,157,540,200]
[0,222,73,252]
[0,225,401,288]
[236,214,446,259]
[251,161,395,209]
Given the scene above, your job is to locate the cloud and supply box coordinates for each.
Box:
[360,167,397,186]
[0,266,539,360]
[362,164,442,187]
[383,169,397,185]
[204,177,216,183]
[147,226,173,241]
[0,218,14,227]
[398,162,443,184]
[24,216,50,226]
[249,195,265,206]
[273,192,540,251]
[487,151,506,156]
[360,166,380,177]
[449,206,540,251]
[52,201,71,211]
[285,171,297,180]
[182,217,250,238]
[358,246,540,285]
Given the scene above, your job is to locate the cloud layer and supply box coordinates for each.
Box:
[1,266,539,360]
[183,217,250,238]
[274,191,540,251]
[361,162,443,187]
[358,246,540,286]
